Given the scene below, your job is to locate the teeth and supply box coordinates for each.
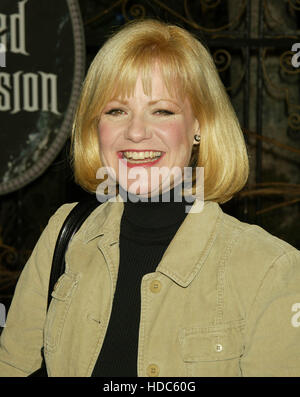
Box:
[123,151,162,160]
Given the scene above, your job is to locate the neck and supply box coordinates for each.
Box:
[118,184,194,204]
[120,185,195,242]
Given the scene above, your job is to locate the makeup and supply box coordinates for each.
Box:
[117,151,166,168]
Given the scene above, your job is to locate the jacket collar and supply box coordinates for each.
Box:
[82,195,222,287]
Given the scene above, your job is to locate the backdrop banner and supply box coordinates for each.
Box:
[0,0,85,194]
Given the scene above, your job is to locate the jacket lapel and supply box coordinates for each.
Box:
[80,196,221,287]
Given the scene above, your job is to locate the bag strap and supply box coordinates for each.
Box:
[47,199,100,310]
[28,199,100,377]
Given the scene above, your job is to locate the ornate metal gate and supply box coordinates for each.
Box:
[1,0,300,310]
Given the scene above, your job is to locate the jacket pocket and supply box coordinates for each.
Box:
[179,319,245,376]
[44,271,79,353]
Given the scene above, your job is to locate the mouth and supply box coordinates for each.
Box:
[117,150,165,167]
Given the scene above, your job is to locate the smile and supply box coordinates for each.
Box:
[117,150,165,168]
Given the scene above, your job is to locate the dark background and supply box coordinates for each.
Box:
[0,0,300,314]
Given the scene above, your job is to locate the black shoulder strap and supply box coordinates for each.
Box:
[47,199,100,310]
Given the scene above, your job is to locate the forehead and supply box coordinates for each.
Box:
[110,62,186,103]
[134,70,177,99]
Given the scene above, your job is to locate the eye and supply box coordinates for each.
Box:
[105,108,125,116]
[154,109,174,115]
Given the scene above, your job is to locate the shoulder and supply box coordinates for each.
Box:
[47,200,113,241]
[50,202,79,224]
[215,207,300,311]
[39,203,78,245]
[218,208,299,264]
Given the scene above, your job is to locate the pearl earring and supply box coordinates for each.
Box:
[194,134,201,143]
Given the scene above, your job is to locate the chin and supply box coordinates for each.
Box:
[121,180,161,199]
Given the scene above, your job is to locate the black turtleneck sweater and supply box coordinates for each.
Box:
[92,187,194,377]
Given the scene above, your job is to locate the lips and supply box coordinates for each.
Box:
[117,151,165,168]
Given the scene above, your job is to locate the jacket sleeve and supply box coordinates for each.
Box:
[0,203,77,376]
[240,249,300,376]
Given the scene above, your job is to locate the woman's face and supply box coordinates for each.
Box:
[98,66,199,197]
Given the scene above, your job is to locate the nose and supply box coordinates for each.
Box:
[125,112,151,142]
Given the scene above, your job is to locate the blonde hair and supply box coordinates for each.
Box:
[70,18,249,203]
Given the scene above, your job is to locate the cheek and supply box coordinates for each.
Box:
[98,121,115,148]
[98,122,116,168]
[162,122,192,150]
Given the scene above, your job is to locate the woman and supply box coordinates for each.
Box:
[0,19,300,377]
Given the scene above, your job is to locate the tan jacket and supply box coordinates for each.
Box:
[0,198,300,377]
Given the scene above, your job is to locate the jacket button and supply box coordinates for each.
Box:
[147,364,160,377]
[215,343,223,352]
[150,280,161,293]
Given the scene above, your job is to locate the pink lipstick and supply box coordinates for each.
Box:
[117,151,165,168]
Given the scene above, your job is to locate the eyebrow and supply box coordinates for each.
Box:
[108,98,181,107]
